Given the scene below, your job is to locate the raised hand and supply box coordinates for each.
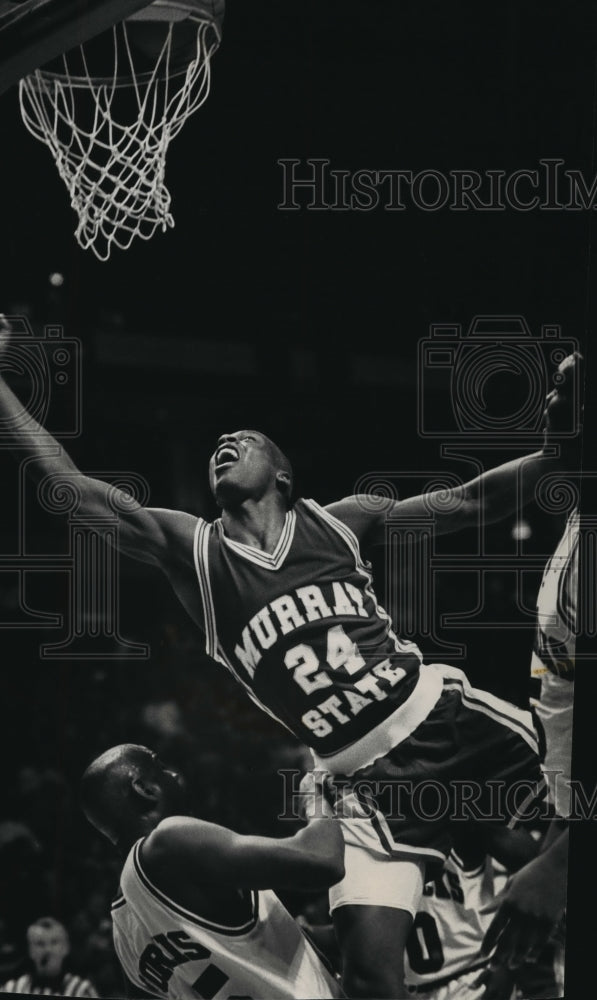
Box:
[542,350,583,441]
[480,837,568,971]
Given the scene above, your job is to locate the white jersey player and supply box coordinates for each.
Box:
[530,508,578,818]
[481,506,581,981]
[404,847,511,1000]
[405,854,502,994]
[404,824,565,1000]
[81,745,344,1000]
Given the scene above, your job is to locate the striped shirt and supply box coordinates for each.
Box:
[1,972,98,996]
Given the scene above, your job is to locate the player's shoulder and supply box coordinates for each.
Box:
[293,496,365,543]
[148,507,203,535]
[141,816,224,870]
[146,507,210,565]
[322,494,390,545]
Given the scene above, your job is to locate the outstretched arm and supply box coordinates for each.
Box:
[0,315,196,569]
[327,352,582,546]
[141,779,344,893]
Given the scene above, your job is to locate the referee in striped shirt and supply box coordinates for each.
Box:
[1,917,97,997]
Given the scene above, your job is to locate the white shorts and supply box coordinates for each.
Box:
[329,838,425,917]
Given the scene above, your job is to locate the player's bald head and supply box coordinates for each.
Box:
[81,744,187,846]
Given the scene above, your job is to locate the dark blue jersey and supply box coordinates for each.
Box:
[194,499,443,774]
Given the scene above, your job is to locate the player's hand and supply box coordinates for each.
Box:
[473,961,516,1000]
[297,770,335,821]
[480,849,567,970]
[542,351,583,445]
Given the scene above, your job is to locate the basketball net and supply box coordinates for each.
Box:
[18,2,223,261]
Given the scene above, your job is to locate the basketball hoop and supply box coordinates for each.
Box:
[18,0,224,260]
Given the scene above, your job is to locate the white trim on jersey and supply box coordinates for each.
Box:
[114,842,342,1000]
[193,517,218,661]
[303,498,443,776]
[506,780,549,831]
[449,850,485,878]
[302,498,424,660]
[192,514,305,733]
[312,662,444,776]
[558,513,579,633]
[217,509,297,570]
[438,664,540,754]
[214,639,297,733]
[193,497,443,772]
[133,840,260,936]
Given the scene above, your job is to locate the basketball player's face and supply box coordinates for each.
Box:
[209,430,279,506]
[143,750,189,814]
[27,926,69,978]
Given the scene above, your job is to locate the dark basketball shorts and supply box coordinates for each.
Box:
[326,664,546,914]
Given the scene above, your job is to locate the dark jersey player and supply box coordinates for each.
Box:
[0,316,580,998]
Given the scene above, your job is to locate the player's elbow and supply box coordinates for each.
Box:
[301,852,345,889]
[433,489,482,535]
[309,834,345,887]
[324,853,345,886]
[457,485,483,522]
[477,495,504,527]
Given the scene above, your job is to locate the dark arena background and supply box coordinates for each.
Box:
[0,1,596,998]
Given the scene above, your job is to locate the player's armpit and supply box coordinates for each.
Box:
[52,476,197,568]
[141,815,345,893]
[324,495,388,546]
[111,503,198,568]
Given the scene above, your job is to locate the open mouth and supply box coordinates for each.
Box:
[215,444,240,470]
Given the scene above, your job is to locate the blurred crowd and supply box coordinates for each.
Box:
[0,617,311,998]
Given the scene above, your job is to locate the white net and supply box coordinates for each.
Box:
[18,7,222,260]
